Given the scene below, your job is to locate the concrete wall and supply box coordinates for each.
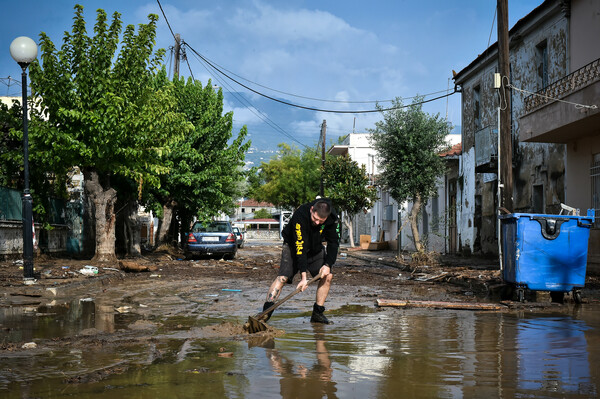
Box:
[566,136,600,210]
[245,229,281,240]
[0,221,68,258]
[570,0,600,71]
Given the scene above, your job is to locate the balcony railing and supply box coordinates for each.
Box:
[524,58,600,113]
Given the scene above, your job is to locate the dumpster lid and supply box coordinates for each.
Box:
[498,209,595,221]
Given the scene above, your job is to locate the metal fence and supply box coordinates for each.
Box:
[0,186,22,220]
[0,186,66,224]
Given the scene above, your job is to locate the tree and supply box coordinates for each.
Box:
[28,5,191,261]
[370,97,451,252]
[253,208,272,219]
[323,154,378,247]
[0,101,24,188]
[250,143,320,210]
[150,72,250,245]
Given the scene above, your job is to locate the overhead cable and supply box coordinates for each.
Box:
[194,52,450,104]
[157,0,457,114]
[186,43,457,114]
[189,49,309,148]
[506,78,597,110]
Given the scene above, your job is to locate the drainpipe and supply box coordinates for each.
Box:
[497,99,503,272]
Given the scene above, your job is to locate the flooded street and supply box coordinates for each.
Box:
[1,244,600,397]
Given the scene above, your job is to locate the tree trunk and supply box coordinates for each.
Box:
[410,194,423,252]
[125,201,141,257]
[344,215,355,248]
[157,201,176,246]
[84,170,118,262]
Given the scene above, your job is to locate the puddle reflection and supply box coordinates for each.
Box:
[1,301,599,398]
[266,324,337,398]
[517,316,594,394]
[0,299,135,343]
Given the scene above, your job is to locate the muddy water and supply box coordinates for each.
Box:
[2,301,599,398]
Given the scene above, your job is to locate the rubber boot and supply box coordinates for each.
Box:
[262,301,275,322]
[310,303,331,324]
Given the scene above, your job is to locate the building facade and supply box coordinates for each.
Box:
[518,0,600,271]
[453,0,570,255]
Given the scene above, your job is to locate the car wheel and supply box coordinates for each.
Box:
[224,252,236,260]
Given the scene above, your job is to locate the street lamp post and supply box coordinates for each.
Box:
[10,36,38,280]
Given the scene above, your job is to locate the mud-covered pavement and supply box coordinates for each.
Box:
[2,241,600,396]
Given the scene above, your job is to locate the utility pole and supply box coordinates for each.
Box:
[497,0,513,212]
[320,120,327,197]
[173,33,181,79]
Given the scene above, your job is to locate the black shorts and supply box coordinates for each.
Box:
[279,242,324,283]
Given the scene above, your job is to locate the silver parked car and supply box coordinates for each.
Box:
[232,227,245,248]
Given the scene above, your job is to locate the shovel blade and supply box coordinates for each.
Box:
[246,316,268,334]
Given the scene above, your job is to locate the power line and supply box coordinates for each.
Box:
[487,5,497,49]
[186,43,457,114]
[189,49,309,148]
[194,52,451,104]
[156,0,176,40]
[156,0,309,148]
[507,80,597,110]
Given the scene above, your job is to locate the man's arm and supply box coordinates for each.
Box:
[322,223,339,268]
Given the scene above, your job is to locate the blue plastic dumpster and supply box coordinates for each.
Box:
[499,210,595,302]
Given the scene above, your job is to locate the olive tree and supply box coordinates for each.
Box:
[370,97,451,252]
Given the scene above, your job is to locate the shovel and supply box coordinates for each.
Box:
[245,273,322,334]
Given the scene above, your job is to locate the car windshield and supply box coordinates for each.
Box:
[191,222,230,233]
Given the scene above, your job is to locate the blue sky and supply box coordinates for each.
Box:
[1,0,544,150]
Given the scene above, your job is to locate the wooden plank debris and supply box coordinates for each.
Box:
[376,298,506,311]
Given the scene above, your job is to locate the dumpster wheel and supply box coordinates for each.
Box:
[517,288,525,303]
[573,290,583,304]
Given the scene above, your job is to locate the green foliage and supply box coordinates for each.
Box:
[150,70,250,229]
[370,97,451,204]
[0,100,24,188]
[323,155,378,217]
[28,5,189,192]
[253,208,272,219]
[251,143,320,210]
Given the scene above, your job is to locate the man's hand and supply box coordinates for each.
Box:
[296,272,308,292]
[319,265,331,278]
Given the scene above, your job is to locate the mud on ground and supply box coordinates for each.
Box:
[2,243,600,360]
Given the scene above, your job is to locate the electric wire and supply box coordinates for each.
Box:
[188,48,309,148]
[504,76,597,110]
[487,6,497,49]
[186,43,456,114]
[157,0,457,114]
[156,0,308,148]
[195,52,450,104]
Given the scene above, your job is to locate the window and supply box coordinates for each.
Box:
[241,208,245,213]
[473,85,481,130]
[536,40,548,90]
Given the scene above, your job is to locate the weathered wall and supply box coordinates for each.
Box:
[0,222,67,258]
[245,229,281,240]
[457,148,476,254]
[456,3,568,255]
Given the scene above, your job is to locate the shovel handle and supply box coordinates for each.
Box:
[255,273,322,320]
